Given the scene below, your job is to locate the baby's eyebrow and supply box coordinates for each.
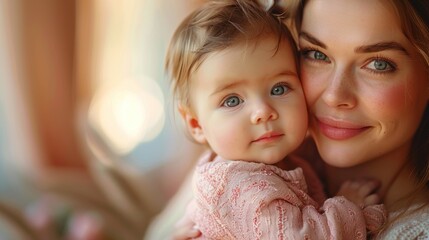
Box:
[355,41,409,55]
[210,80,246,97]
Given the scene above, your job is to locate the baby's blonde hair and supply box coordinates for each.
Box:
[165,0,297,110]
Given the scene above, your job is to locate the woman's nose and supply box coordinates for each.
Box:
[322,68,357,109]
[250,102,278,124]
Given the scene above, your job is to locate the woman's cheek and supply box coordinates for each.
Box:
[301,71,322,107]
[364,84,407,120]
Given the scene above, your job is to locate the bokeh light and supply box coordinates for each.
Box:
[88,76,165,154]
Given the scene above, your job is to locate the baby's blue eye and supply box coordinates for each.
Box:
[222,96,242,107]
[271,84,289,96]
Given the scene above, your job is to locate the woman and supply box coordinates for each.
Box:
[295,0,429,238]
[168,0,429,239]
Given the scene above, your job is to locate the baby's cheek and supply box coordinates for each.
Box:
[208,123,246,159]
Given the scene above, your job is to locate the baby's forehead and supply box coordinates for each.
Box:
[205,33,290,59]
[192,36,296,84]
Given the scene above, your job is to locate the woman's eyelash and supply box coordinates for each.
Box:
[299,47,330,62]
[364,56,398,74]
[378,56,396,68]
[300,47,398,75]
[299,47,322,55]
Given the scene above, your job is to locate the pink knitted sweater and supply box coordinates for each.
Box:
[190,152,386,239]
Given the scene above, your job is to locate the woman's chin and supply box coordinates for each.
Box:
[317,146,366,168]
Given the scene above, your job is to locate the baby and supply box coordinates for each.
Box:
[165,0,386,239]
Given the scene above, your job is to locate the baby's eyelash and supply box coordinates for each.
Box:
[273,82,293,91]
[219,94,243,108]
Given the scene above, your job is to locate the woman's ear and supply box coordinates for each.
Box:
[178,104,207,144]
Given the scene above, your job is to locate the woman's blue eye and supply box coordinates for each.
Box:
[271,84,289,96]
[314,51,327,60]
[366,59,395,72]
[303,50,330,62]
[222,96,242,107]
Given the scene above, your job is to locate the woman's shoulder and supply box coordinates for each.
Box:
[378,203,429,239]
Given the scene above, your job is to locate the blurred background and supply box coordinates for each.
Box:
[0,0,205,239]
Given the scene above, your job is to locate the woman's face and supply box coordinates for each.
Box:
[299,0,429,167]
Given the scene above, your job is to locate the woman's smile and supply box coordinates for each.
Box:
[316,117,371,140]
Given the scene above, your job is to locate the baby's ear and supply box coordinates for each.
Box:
[178,104,207,144]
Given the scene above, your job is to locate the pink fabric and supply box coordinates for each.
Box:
[190,151,386,240]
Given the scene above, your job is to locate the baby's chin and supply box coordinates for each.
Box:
[252,150,287,165]
[218,148,288,165]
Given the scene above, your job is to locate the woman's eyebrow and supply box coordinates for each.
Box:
[299,32,409,56]
[354,42,409,55]
[299,32,327,49]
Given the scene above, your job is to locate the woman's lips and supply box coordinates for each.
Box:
[316,117,370,140]
[252,131,284,143]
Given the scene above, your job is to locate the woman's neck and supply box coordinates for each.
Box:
[324,143,425,210]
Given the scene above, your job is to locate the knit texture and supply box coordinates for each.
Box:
[376,204,429,240]
[191,152,386,239]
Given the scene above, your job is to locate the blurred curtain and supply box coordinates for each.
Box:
[19,0,87,171]
[0,0,155,239]
[0,0,206,239]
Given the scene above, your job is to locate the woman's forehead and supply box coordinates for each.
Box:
[302,0,400,32]
[300,0,413,52]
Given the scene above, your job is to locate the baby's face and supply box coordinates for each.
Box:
[188,35,308,164]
